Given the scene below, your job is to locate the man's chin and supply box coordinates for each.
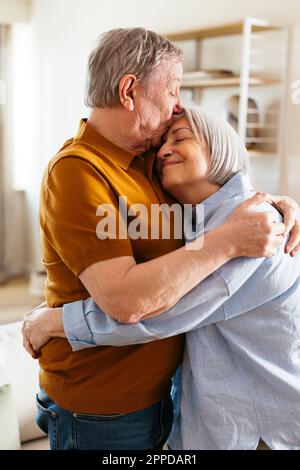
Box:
[143,127,169,151]
[150,136,164,150]
[145,141,155,152]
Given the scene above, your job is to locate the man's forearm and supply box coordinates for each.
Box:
[45,226,232,337]
[80,192,288,322]
[63,249,267,351]
[106,227,233,323]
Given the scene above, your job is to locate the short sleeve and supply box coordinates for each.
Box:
[40,156,133,276]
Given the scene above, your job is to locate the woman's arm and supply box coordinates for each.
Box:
[24,253,266,353]
[78,193,283,323]
[24,198,279,353]
[64,252,266,350]
[23,193,300,355]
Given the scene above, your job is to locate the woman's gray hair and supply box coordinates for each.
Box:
[85,28,183,108]
[184,106,249,185]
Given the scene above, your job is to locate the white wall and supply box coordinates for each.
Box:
[285,26,300,200]
[26,0,300,268]
[0,0,31,23]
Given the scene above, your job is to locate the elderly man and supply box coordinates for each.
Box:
[23,28,300,450]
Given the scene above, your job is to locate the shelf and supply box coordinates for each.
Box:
[181,76,281,89]
[165,21,280,41]
[248,150,278,158]
[164,17,286,195]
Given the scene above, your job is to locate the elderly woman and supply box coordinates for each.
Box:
[26,107,300,450]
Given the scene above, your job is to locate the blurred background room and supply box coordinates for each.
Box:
[0,0,299,449]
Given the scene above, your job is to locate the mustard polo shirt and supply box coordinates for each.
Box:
[39,119,184,413]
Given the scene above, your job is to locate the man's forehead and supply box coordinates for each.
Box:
[167,76,182,86]
[160,60,183,80]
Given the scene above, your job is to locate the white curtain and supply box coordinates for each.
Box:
[0,25,10,283]
[0,24,27,283]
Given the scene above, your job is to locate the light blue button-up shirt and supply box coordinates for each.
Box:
[63,173,300,450]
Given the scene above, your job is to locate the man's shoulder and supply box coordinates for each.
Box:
[47,140,105,174]
[41,139,111,189]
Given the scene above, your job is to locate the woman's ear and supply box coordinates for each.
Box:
[119,74,137,112]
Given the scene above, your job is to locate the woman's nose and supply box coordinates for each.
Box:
[157,145,172,160]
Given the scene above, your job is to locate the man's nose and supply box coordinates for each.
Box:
[173,94,184,115]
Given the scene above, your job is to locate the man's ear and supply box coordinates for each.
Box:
[119,74,137,112]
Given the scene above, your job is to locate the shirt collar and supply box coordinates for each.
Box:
[189,173,255,240]
[74,119,136,171]
[202,172,253,207]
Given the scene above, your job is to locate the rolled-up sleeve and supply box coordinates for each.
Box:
[63,299,95,350]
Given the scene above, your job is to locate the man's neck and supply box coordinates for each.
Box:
[88,107,143,155]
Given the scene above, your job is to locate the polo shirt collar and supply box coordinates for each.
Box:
[74,119,136,170]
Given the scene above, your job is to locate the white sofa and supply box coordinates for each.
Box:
[0,321,49,450]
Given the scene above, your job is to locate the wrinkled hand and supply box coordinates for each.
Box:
[22,301,51,358]
[224,192,286,258]
[269,194,300,257]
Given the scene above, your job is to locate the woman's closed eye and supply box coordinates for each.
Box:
[174,135,192,143]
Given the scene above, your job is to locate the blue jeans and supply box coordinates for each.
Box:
[36,388,174,450]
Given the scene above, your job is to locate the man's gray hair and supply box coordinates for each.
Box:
[184,106,249,185]
[85,28,183,108]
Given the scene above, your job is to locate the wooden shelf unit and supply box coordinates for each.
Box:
[248,150,278,158]
[164,17,290,195]
[181,76,281,89]
[165,21,280,42]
